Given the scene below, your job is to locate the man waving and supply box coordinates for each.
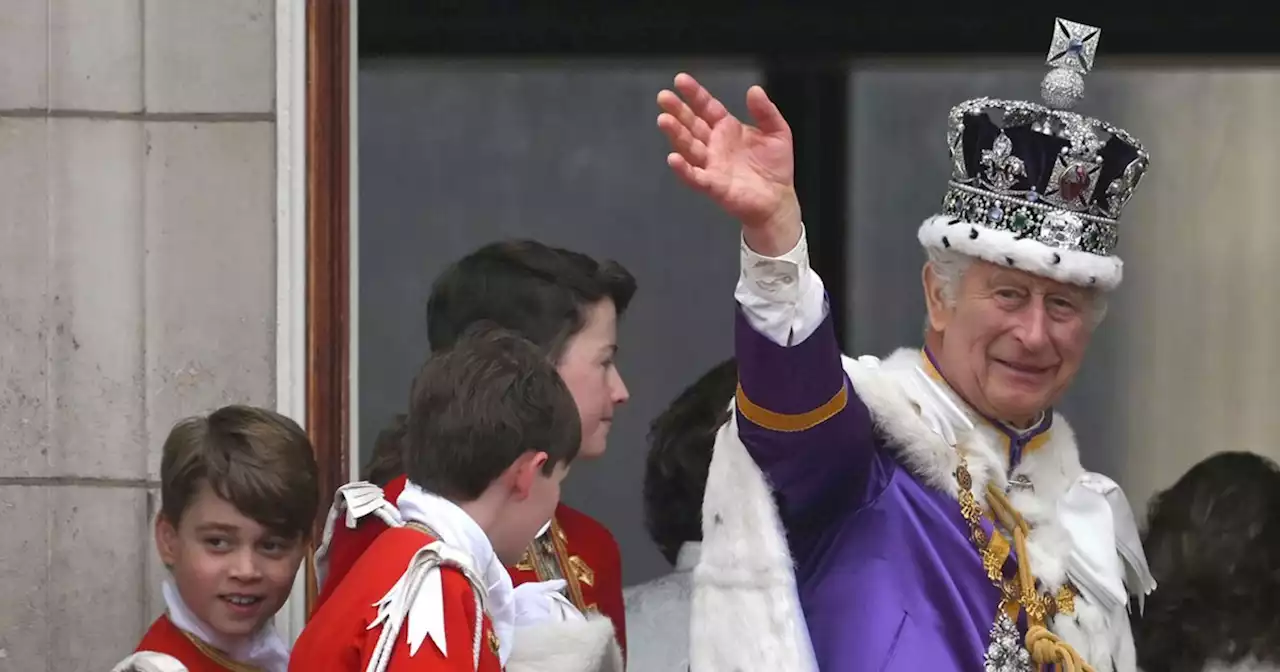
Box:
[657,17,1156,672]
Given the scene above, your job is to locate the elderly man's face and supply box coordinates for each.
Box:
[924,259,1096,426]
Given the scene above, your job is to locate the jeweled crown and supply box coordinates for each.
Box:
[940,18,1149,257]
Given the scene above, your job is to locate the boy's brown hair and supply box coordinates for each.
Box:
[406,322,582,501]
[159,405,320,538]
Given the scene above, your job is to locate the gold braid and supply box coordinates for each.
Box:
[984,483,1095,672]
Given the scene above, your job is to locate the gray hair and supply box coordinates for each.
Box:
[923,247,1108,330]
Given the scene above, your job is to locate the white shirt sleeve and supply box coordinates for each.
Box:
[733,225,830,347]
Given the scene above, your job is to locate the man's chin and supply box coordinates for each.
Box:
[988,390,1050,424]
[578,442,607,460]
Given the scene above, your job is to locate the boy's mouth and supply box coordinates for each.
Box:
[221,593,265,612]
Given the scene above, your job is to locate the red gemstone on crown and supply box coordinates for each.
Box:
[1058,164,1089,203]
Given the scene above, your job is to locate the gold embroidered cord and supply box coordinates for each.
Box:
[984,483,1094,672]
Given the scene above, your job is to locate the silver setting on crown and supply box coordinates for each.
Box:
[942,17,1149,258]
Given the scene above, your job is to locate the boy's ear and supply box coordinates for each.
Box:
[155,514,180,568]
[509,451,550,501]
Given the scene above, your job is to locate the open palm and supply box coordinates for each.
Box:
[657,74,797,229]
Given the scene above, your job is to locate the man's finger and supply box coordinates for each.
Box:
[657,114,709,168]
[745,85,791,139]
[667,153,712,192]
[656,90,713,143]
[674,73,729,127]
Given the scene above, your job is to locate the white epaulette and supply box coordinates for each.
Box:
[110,652,189,672]
[364,540,490,672]
[315,481,405,587]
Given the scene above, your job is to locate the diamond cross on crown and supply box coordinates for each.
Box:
[1046,18,1101,75]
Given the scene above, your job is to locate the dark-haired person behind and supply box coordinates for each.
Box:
[1131,451,1280,672]
[624,358,736,672]
[315,240,636,655]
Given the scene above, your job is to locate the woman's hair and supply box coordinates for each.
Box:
[1132,451,1280,672]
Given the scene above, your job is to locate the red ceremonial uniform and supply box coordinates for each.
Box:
[508,503,626,656]
[133,615,256,672]
[316,474,627,657]
[292,525,502,671]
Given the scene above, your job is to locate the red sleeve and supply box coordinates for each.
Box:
[374,569,503,672]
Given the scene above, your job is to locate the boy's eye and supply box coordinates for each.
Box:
[258,537,297,556]
[203,537,231,551]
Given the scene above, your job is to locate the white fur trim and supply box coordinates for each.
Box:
[691,401,819,672]
[505,615,624,672]
[111,653,189,672]
[918,213,1123,290]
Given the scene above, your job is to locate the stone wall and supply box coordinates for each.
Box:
[0,1,278,668]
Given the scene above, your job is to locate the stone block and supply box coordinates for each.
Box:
[0,118,51,478]
[47,118,147,479]
[142,120,276,478]
[0,485,49,667]
[0,0,49,109]
[47,485,150,670]
[143,0,274,113]
[49,0,143,111]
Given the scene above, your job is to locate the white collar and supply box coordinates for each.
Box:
[396,481,516,662]
[675,542,702,572]
[161,579,290,672]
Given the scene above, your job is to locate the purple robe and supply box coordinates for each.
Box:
[735,308,1047,670]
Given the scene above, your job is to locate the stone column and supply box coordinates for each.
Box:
[0,1,277,668]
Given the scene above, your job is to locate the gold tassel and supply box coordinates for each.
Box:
[985,484,1096,672]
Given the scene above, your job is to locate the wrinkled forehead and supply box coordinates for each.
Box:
[970,259,1096,299]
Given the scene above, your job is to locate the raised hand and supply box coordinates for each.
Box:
[657,73,802,256]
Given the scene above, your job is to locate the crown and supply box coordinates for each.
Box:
[919,18,1151,290]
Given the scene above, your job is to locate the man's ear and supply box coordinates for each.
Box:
[922,261,952,333]
[155,513,180,568]
[509,451,550,501]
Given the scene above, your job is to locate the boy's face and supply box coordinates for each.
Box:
[155,482,306,641]
[557,299,630,459]
[496,458,571,565]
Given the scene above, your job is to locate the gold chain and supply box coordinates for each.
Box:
[953,455,1077,624]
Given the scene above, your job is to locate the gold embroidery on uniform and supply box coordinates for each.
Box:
[517,516,593,612]
[514,548,536,572]
[568,555,595,587]
[177,628,264,672]
[487,628,500,657]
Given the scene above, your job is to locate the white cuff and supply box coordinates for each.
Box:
[734,225,829,346]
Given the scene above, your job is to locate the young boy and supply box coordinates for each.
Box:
[292,324,584,670]
[315,240,635,653]
[116,405,320,672]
